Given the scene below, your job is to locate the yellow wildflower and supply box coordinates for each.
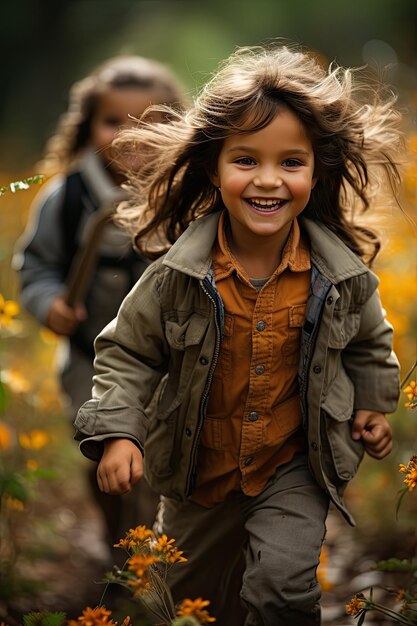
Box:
[66,606,116,626]
[176,598,216,623]
[0,422,13,450]
[346,594,366,616]
[2,369,32,394]
[399,456,417,492]
[114,524,154,551]
[404,380,417,408]
[39,326,58,345]
[26,458,39,471]
[154,534,187,564]
[19,429,49,450]
[4,496,24,511]
[0,294,19,329]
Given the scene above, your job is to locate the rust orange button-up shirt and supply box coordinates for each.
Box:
[191,212,311,507]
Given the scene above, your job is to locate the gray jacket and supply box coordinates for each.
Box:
[13,150,148,346]
[75,212,400,524]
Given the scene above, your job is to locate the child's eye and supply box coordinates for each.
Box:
[102,116,125,128]
[282,158,302,168]
[234,157,256,166]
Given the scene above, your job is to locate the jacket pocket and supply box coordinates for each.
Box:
[282,304,306,366]
[165,314,208,350]
[145,410,178,478]
[320,369,364,482]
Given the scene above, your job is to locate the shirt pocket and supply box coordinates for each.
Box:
[263,394,303,448]
[282,304,306,366]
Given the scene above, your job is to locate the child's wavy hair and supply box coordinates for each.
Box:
[39,55,188,175]
[114,43,403,265]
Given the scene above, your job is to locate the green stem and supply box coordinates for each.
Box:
[401,360,417,388]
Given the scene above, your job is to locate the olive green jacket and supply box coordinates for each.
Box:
[74,212,400,525]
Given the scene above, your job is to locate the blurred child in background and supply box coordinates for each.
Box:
[13,55,188,557]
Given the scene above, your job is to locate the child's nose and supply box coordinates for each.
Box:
[254,168,283,188]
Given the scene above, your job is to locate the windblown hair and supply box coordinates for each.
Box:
[39,56,188,175]
[114,44,403,265]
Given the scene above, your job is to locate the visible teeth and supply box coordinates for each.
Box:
[249,198,285,209]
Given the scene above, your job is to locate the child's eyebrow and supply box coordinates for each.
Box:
[226,146,312,156]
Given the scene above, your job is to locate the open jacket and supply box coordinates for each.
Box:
[74,212,400,525]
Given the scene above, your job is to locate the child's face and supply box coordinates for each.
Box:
[212,107,316,249]
[90,87,166,176]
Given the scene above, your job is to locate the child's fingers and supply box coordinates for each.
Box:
[363,432,392,459]
[130,453,143,485]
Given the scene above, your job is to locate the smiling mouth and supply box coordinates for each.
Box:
[246,197,288,212]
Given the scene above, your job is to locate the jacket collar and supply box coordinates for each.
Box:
[301,218,378,286]
[163,212,220,278]
[75,149,127,207]
[163,211,378,288]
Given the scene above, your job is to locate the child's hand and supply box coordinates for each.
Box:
[47,295,86,335]
[97,438,143,495]
[351,410,392,459]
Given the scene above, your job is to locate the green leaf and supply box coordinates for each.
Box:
[23,612,67,626]
[0,473,28,501]
[23,468,59,481]
[373,558,417,573]
[172,618,201,626]
[0,380,8,412]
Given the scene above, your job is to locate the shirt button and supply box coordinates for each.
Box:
[199,356,209,365]
[313,365,321,374]
[255,365,265,375]
[311,441,319,451]
[244,457,253,466]
[326,296,333,305]
[256,321,266,331]
[248,411,259,422]
[185,427,192,438]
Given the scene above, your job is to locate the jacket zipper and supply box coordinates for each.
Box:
[185,276,222,495]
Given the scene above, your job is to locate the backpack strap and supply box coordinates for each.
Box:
[60,171,99,275]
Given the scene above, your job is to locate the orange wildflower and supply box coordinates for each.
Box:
[0,294,19,329]
[399,456,417,492]
[114,525,154,551]
[4,496,24,511]
[19,429,49,450]
[176,598,216,623]
[155,534,187,564]
[26,458,39,471]
[66,606,116,626]
[0,422,12,450]
[346,594,366,616]
[127,553,159,578]
[404,380,417,408]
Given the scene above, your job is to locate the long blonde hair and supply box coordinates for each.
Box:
[114,44,403,264]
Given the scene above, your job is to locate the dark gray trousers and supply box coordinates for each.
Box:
[155,453,330,626]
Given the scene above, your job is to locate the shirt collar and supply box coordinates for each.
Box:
[213,211,310,282]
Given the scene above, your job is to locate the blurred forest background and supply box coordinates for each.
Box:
[0,0,416,623]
